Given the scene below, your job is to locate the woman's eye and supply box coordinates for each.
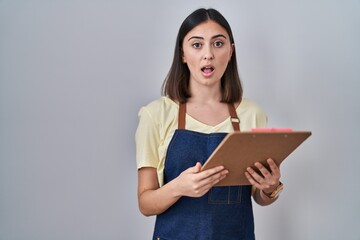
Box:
[213,41,224,47]
[192,43,202,49]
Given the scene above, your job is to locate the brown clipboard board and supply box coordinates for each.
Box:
[201,131,312,186]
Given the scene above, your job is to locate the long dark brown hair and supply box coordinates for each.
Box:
[161,8,243,104]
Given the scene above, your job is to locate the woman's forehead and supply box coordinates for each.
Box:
[184,20,229,41]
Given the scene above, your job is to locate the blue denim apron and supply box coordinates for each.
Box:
[153,103,254,240]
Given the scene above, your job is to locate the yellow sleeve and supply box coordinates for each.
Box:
[135,106,160,170]
[255,106,268,128]
[237,99,268,131]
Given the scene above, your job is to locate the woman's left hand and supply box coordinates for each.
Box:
[244,158,281,194]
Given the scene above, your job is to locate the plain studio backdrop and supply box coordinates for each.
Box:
[1,0,359,239]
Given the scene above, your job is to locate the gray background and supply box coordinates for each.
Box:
[1,0,359,239]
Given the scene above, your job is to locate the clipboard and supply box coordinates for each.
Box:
[201,131,312,186]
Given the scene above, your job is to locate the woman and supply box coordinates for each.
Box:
[135,8,283,240]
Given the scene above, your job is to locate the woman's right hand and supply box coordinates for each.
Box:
[173,162,228,198]
[137,163,228,216]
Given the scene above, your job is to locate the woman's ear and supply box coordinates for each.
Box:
[229,43,235,61]
[182,53,187,63]
[181,48,187,63]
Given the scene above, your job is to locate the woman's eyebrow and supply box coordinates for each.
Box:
[212,34,227,39]
[188,36,203,41]
[188,34,227,41]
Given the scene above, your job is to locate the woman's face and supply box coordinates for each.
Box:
[182,20,233,89]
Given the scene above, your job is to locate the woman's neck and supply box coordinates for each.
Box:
[188,83,222,104]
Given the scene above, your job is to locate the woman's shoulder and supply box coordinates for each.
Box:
[138,96,178,121]
[237,98,267,115]
[141,96,178,112]
[237,98,268,129]
[238,98,264,109]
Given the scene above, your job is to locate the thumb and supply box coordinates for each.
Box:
[184,162,202,173]
[192,162,202,173]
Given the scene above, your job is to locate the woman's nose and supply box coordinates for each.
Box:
[203,45,214,60]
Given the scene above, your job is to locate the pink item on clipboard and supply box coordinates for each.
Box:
[251,128,293,132]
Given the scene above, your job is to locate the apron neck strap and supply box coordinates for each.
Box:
[178,102,240,131]
[178,102,186,129]
[228,103,240,131]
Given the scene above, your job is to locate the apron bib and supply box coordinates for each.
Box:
[153,103,255,240]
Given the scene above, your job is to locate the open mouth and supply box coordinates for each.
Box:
[201,66,214,74]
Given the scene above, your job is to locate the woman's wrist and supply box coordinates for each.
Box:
[262,183,278,196]
[262,182,284,199]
